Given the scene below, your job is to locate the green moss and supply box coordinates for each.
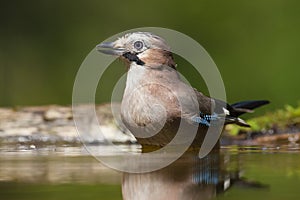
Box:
[226,102,300,136]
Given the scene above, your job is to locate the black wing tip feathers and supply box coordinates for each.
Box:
[231,100,270,109]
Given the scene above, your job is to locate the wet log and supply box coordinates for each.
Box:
[0,104,136,146]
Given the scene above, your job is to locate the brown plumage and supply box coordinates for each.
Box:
[97,32,269,148]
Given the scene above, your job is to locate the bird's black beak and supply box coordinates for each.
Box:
[96,42,125,56]
[96,40,145,65]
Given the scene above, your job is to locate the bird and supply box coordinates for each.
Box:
[96,32,269,148]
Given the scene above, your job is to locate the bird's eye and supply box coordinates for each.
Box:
[133,41,144,51]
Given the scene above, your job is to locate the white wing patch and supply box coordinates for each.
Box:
[222,107,230,115]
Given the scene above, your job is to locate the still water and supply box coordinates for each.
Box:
[0,144,300,200]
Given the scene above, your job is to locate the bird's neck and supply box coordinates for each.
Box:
[125,63,147,91]
[138,49,176,69]
[124,61,180,94]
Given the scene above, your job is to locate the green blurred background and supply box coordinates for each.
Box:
[1,0,299,113]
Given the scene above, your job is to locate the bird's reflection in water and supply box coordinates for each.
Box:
[122,150,267,200]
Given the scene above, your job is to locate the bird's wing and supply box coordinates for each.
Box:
[192,89,251,127]
[193,88,213,114]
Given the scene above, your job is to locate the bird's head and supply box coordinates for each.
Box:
[96,32,176,69]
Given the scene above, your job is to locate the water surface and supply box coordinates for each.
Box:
[0,144,299,200]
